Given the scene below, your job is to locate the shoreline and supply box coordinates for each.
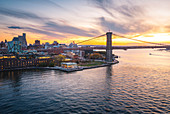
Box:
[0,60,119,73]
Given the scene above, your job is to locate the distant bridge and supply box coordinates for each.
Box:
[35,32,170,62]
[37,45,169,52]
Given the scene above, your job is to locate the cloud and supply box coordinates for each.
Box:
[143,34,154,37]
[8,26,23,29]
[165,25,170,32]
[0,0,63,10]
[0,0,69,23]
[0,7,46,21]
[1,6,100,38]
[3,31,18,36]
[7,22,101,38]
[0,8,100,39]
[116,5,144,18]
[45,0,64,9]
[99,17,153,34]
[6,23,100,39]
[44,21,100,37]
[24,27,65,38]
[91,0,116,18]
[7,25,65,38]
[91,1,155,34]
[99,17,127,34]
[91,0,145,19]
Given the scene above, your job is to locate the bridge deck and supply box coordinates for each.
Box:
[36,46,169,52]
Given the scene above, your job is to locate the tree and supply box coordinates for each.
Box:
[89,53,103,59]
[54,54,66,66]
[54,54,66,61]
[49,62,55,67]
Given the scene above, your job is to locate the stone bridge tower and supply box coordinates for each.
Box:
[106,32,113,62]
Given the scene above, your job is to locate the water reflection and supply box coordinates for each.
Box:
[106,65,113,77]
[0,49,169,113]
[104,66,113,100]
[0,71,21,84]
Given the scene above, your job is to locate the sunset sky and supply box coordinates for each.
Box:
[0,0,170,45]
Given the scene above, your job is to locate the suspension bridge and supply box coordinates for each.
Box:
[37,32,170,62]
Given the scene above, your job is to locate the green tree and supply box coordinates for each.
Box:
[39,62,48,67]
[54,54,66,66]
[54,54,66,61]
[49,62,55,67]
[89,53,103,59]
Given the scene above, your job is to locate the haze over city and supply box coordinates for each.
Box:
[0,0,170,45]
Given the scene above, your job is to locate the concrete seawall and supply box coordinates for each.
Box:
[0,60,119,73]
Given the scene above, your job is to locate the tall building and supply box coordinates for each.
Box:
[12,33,27,48]
[35,40,40,45]
[5,39,7,43]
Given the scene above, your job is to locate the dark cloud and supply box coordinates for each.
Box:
[7,23,100,39]
[8,26,23,29]
[99,17,128,34]
[44,21,100,37]
[45,0,63,9]
[99,17,153,34]
[24,27,64,38]
[0,7,44,20]
[1,6,100,38]
[6,20,101,38]
[116,5,144,18]
[91,0,145,19]
[0,0,101,38]
[0,0,63,10]
[91,0,152,34]
[91,0,115,18]
[7,25,65,38]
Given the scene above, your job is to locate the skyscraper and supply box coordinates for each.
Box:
[12,33,27,48]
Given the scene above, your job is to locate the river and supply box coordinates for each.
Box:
[0,49,169,113]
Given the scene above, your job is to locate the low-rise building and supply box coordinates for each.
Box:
[61,62,78,68]
[35,40,40,46]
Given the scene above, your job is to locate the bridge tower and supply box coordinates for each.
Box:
[106,32,113,62]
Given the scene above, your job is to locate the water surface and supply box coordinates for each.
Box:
[0,49,170,113]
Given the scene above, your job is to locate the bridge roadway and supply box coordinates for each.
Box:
[37,45,169,52]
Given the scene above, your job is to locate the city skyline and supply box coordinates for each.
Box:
[0,0,170,45]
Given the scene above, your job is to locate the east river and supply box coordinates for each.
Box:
[0,49,169,113]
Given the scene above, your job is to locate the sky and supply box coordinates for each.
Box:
[0,0,170,45]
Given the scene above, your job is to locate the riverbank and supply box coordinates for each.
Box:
[81,60,119,70]
[36,60,119,72]
[0,60,119,72]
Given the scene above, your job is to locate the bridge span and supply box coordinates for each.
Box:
[37,45,169,52]
[36,32,169,62]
